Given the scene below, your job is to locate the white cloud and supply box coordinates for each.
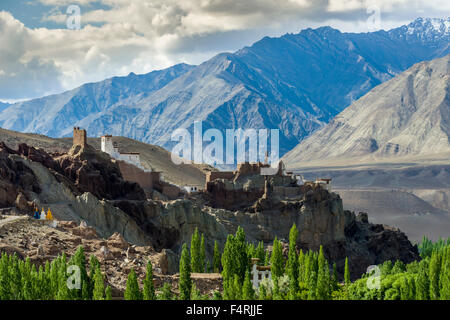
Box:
[38,0,101,5]
[0,0,448,100]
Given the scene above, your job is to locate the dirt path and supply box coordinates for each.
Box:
[0,215,28,228]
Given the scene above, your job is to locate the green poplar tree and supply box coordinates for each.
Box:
[440,259,450,300]
[89,254,100,297]
[429,251,441,300]
[270,237,284,278]
[159,282,173,300]
[124,268,142,300]
[190,228,202,273]
[200,234,206,273]
[232,274,242,300]
[234,227,249,283]
[307,270,317,300]
[143,260,156,300]
[400,276,410,300]
[298,249,305,284]
[255,242,265,265]
[92,267,105,300]
[332,262,339,291]
[213,241,221,273]
[273,277,282,300]
[179,243,192,300]
[258,283,267,300]
[287,224,299,298]
[344,257,351,287]
[242,270,255,300]
[264,250,270,266]
[68,246,90,300]
[416,260,429,300]
[221,227,249,299]
[0,253,11,300]
[56,253,71,300]
[221,234,234,299]
[316,246,329,300]
[105,286,112,300]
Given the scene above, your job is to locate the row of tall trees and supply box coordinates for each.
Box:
[418,236,450,259]
[177,224,348,300]
[189,228,221,273]
[0,246,111,300]
[161,225,450,300]
[2,226,449,300]
[123,261,157,300]
[349,241,450,300]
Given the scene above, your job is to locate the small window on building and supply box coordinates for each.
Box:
[258,274,262,280]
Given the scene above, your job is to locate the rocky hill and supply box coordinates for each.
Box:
[0,138,419,278]
[0,18,448,155]
[0,127,209,187]
[284,54,450,166]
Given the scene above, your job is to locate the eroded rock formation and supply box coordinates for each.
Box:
[0,141,420,279]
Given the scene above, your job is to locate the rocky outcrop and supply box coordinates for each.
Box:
[16,143,146,201]
[113,199,228,254]
[5,148,152,247]
[0,143,40,211]
[206,173,298,210]
[345,218,419,278]
[72,192,151,246]
[207,185,419,278]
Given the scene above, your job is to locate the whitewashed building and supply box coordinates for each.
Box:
[250,258,271,289]
[101,134,148,171]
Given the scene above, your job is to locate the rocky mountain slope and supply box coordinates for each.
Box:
[0,18,448,155]
[0,102,9,112]
[284,54,450,166]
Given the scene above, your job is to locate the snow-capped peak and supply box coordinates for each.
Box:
[406,17,449,36]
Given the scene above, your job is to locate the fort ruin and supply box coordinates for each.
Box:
[72,128,331,204]
[71,128,181,199]
[73,127,87,147]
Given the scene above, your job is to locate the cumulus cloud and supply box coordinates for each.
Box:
[0,0,448,101]
[0,12,63,100]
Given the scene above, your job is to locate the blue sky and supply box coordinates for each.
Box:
[0,0,108,28]
[0,0,448,102]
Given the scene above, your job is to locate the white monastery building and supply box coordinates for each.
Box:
[250,258,272,289]
[101,135,148,171]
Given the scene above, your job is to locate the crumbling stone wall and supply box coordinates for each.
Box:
[235,162,269,178]
[117,160,157,193]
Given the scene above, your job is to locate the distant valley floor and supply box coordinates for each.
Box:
[292,161,450,243]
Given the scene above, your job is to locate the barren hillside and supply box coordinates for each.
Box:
[284,55,450,167]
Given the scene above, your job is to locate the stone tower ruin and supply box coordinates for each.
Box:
[73,127,87,147]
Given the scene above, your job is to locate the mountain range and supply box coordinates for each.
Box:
[283,54,450,167]
[0,17,449,156]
